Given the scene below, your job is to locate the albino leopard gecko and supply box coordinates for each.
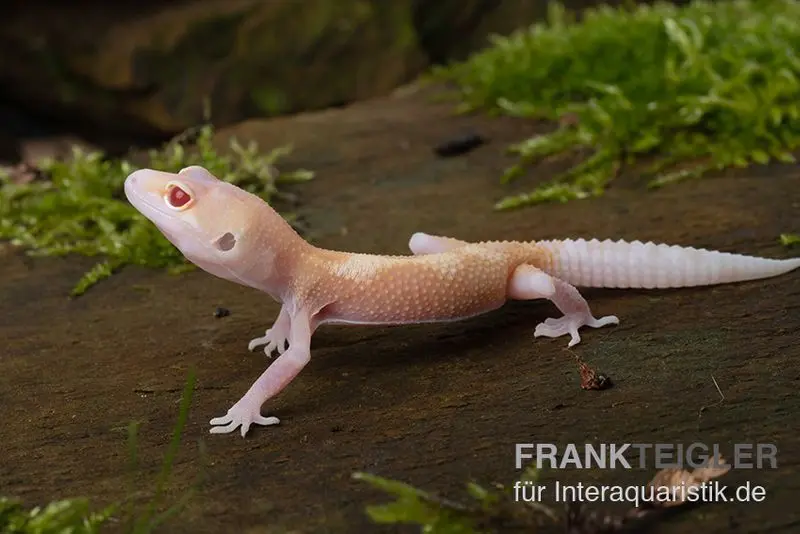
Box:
[123,165,800,437]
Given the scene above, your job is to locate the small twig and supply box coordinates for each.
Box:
[698,374,725,419]
[711,375,725,401]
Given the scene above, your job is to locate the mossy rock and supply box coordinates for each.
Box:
[0,0,427,137]
[0,0,583,141]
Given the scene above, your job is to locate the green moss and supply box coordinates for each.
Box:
[352,473,492,533]
[0,125,313,296]
[433,0,800,210]
[780,233,800,246]
[354,456,733,533]
[353,466,552,533]
[0,497,114,534]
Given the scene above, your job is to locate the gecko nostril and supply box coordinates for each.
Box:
[123,173,139,202]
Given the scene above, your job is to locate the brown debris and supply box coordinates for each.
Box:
[565,455,731,533]
[20,136,98,164]
[1,161,47,185]
[575,356,613,391]
[644,454,731,509]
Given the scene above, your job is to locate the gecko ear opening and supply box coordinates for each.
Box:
[214,232,237,252]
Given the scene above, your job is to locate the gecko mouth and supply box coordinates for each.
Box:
[124,184,172,219]
[123,179,199,251]
[124,170,185,221]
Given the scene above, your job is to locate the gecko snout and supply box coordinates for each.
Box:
[122,171,140,200]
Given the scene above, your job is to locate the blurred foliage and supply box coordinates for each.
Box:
[780,233,800,246]
[433,0,800,209]
[0,498,114,534]
[352,465,556,533]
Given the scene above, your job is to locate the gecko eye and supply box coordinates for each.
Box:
[164,181,194,210]
[214,232,237,252]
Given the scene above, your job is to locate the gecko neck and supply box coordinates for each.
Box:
[237,202,315,301]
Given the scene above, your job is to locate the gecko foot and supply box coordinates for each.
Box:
[534,312,619,348]
[247,329,289,358]
[209,399,280,438]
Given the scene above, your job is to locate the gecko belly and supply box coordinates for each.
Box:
[320,298,507,326]
[318,271,510,325]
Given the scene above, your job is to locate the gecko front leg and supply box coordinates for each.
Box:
[508,265,619,347]
[211,310,312,437]
[247,305,291,358]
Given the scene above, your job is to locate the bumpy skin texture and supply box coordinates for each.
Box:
[123,166,800,438]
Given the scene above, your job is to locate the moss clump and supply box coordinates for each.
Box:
[780,233,800,246]
[0,497,114,534]
[354,454,732,533]
[0,125,313,296]
[433,0,800,210]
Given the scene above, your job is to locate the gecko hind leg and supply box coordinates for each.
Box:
[408,232,469,255]
[509,264,619,348]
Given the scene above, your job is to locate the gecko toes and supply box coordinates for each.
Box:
[534,313,619,347]
[209,424,235,434]
[254,415,280,426]
[595,315,620,327]
[209,414,233,426]
[262,339,291,358]
[249,330,290,358]
[209,403,281,437]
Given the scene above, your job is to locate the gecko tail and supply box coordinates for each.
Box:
[537,238,800,289]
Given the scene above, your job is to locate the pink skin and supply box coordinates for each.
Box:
[124,166,800,438]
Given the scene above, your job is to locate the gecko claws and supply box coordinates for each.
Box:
[257,339,289,358]
[534,313,619,347]
[210,404,280,437]
[248,329,290,358]
[247,335,266,352]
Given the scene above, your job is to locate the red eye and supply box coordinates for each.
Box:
[166,183,192,209]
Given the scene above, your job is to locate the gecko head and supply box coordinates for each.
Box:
[124,165,266,284]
